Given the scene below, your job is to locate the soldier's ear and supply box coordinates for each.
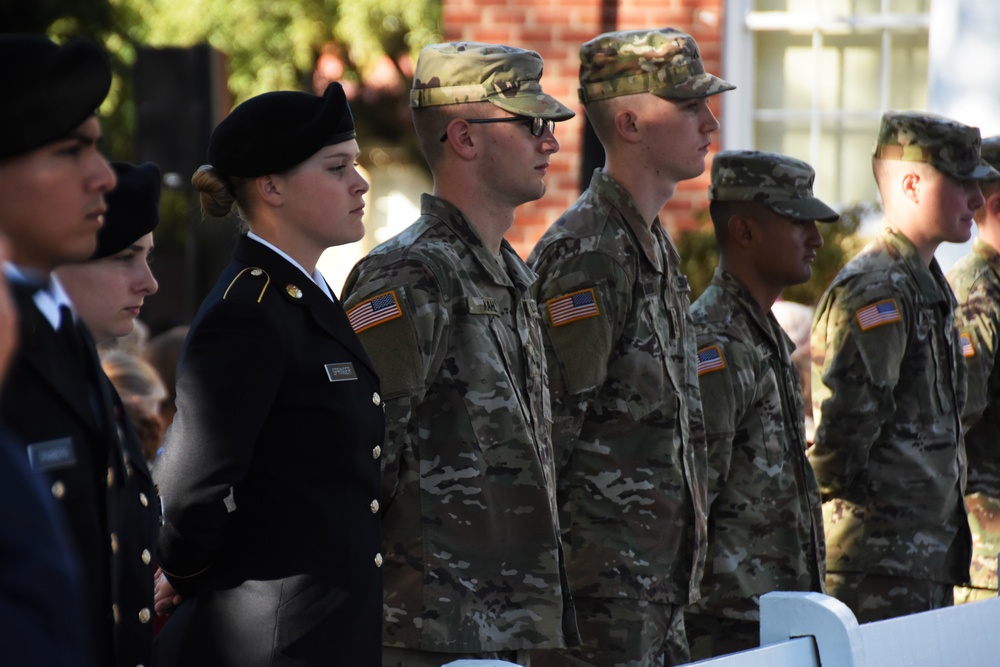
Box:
[988,192,1000,219]
[727,214,754,249]
[900,170,921,204]
[613,108,641,143]
[444,119,478,161]
[256,175,283,206]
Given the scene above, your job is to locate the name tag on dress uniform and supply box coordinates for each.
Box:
[325,362,358,382]
[27,437,76,471]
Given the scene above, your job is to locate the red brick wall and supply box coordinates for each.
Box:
[444,0,726,257]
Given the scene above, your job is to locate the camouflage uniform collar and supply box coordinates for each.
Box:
[419,193,533,290]
[881,226,950,304]
[712,268,788,354]
[589,169,665,272]
[971,237,1000,286]
[973,237,1000,266]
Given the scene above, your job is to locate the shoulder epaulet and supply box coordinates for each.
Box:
[222,267,270,303]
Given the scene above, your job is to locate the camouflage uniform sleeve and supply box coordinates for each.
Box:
[809,280,908,500]
[342,258,449,506]
[531,248,630,473]
[696,337,757,507]
[955,278,1000,429]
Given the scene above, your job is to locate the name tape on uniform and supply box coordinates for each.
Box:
[547,288,599,326]
[325,362,358,382]
[855,299,901,331]
[347,291,402,333]
[27,437,76,471]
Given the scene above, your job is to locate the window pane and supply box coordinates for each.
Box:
[889,33,928,109]
[822,122,881,205]
[752,0,786,11]
[891,0,930,12]
[754,119,811,163]
[745,0,929,207]
[754,0,929,11]
[756,33,813,109]
[851,0,883,13]
[822,33,881,112]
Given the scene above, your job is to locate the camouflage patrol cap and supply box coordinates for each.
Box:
[578,28,735,104]
[873,111,1000,181]
[710,150,839,222]
[979,136,1000,179]
[410,42,575,121]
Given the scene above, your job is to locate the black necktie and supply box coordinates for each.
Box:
[57,305,89,370]
[57,305,107,427]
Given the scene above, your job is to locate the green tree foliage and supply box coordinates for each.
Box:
[679,203,878,306]
[3,0,441,157]
[126,0,441,105]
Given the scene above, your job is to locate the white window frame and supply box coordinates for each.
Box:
[722,0,931,206]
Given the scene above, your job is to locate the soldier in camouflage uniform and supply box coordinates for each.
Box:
[687,151,834,659]
[809,111,997,622]
[340,43,578,666]
[527,29,734,666]
[947,136,1000,603]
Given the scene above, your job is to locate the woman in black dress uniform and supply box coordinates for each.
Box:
[152,82,384,666]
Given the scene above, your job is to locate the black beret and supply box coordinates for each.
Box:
[93,162,162,259]
[208,82,356,177]
[0,34,112,160]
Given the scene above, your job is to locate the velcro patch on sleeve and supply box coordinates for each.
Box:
[697,345,726,376]
[547,288,599,326]
[961,332,976,358]
[346,290,402,333]
[854,298,901,331]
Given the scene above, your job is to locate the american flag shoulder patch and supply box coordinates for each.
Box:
[855,298,901,331]
[961,332,975,358]
[697,345,726,376]
[346,291,402,333]
[547,288,599,327]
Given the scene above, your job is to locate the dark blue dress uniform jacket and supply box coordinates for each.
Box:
[154,235,384,666]
[0,426,90,667]
[2,281,158,667]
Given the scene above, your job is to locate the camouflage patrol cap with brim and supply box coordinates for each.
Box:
[410,42,575,121]
[872,111,1000,181]
[979,136,1000,179]
[578,27,735,104]
[710,150,839,222]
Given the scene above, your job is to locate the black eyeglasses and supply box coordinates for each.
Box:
[439,116,555,142]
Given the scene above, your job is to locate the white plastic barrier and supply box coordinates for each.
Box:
[682,591,1000,667]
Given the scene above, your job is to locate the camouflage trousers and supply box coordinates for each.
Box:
[382,646,529,666]
[684,613,758,661]
[825,572,953,623]
[954,492,1000,605]
[529,597,688,667]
